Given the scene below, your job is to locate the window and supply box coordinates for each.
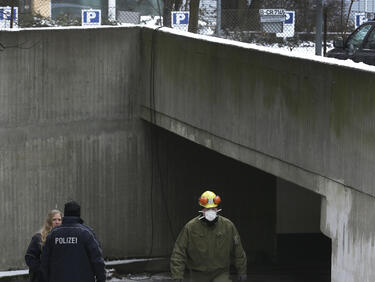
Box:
[346,24,373,50]
[363,28,375,49]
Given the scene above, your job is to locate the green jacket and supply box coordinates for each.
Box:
[170,215,247,279]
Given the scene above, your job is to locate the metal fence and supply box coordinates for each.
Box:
[168,7,359,54]
[0,0,371,55]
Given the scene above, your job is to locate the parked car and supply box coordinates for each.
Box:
[326,21,375,66]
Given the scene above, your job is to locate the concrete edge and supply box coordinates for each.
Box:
[0,257,170,281]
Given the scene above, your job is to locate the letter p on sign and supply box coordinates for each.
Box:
[176,13,187,24]
[172,11,189,26]
[82,9,101,26]
[87,11,97,22]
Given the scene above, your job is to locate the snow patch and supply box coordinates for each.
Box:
[0,269,28,278]
[105,257,165,266]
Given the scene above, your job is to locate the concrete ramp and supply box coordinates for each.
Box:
[1,26,375,281]
[139,27,375,282]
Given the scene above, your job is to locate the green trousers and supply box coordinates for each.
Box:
[184,269,232,282]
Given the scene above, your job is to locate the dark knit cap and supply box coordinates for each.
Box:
[64,201,81,217]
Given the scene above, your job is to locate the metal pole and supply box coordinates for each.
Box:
[10,1,14,29]
[340,0,344,30]
[156,0,162,26]
[108,0,116,21]
[315,0,323,55]
[216,0,221,36]
[323,6,327,56]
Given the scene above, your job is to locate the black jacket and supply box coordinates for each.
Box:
[41,216,105,282]
[25,233,43,282]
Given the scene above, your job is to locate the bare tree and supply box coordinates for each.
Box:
[248,0,261,9]
[237,0,250,29]
[163,0,173,27]
[174,0,183,9]
[324,0,347,33]
[162,0,183,27]
[343,0,355,38]
[188,0,200,33]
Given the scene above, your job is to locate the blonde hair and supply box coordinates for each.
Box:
[40,209,63,246]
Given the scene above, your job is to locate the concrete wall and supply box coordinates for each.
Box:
[0,27,151,269]
[140,28,375,199]
[277,178,321,234]
[2,25,375,281]
[321,180,375,282]
[0,27,277,271]
[139,28,375,281]
[276,179,328,265]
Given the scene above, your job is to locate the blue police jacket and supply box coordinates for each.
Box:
[41,216,105,282]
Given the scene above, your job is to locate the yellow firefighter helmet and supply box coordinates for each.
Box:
[199,190,221,208]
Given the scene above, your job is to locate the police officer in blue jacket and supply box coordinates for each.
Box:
[41,201,106,282]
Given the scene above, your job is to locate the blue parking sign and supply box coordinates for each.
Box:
[285,11,294,24]
[276,10,295,38]
[0,7,17,20]
[0,6,18,28]
[82,9,101,26]
[355,13,367,29]
[172,11,189,26]
[0,7,18,21]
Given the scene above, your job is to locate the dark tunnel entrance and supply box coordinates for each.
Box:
[148,125,331,282]
[273,179,331,282]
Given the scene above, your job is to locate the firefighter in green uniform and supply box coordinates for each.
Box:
[170,190,247,282]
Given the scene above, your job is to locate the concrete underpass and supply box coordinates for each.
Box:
[3,126,331,281]
[144,126,332,282]
[1,26,375,282]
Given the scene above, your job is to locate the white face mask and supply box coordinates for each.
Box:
[204,209,217,221]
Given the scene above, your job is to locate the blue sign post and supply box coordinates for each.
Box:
[171,11,189,31]
[0,7,18,28]
[285,11,294,24]
[276,11,295,38]
[82,9,101,26]
[355,13,367,29]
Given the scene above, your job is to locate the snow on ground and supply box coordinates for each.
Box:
[107,272,172,281]
[106,257,164,266]
[140,15,163,27]
[0,269,28,278]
